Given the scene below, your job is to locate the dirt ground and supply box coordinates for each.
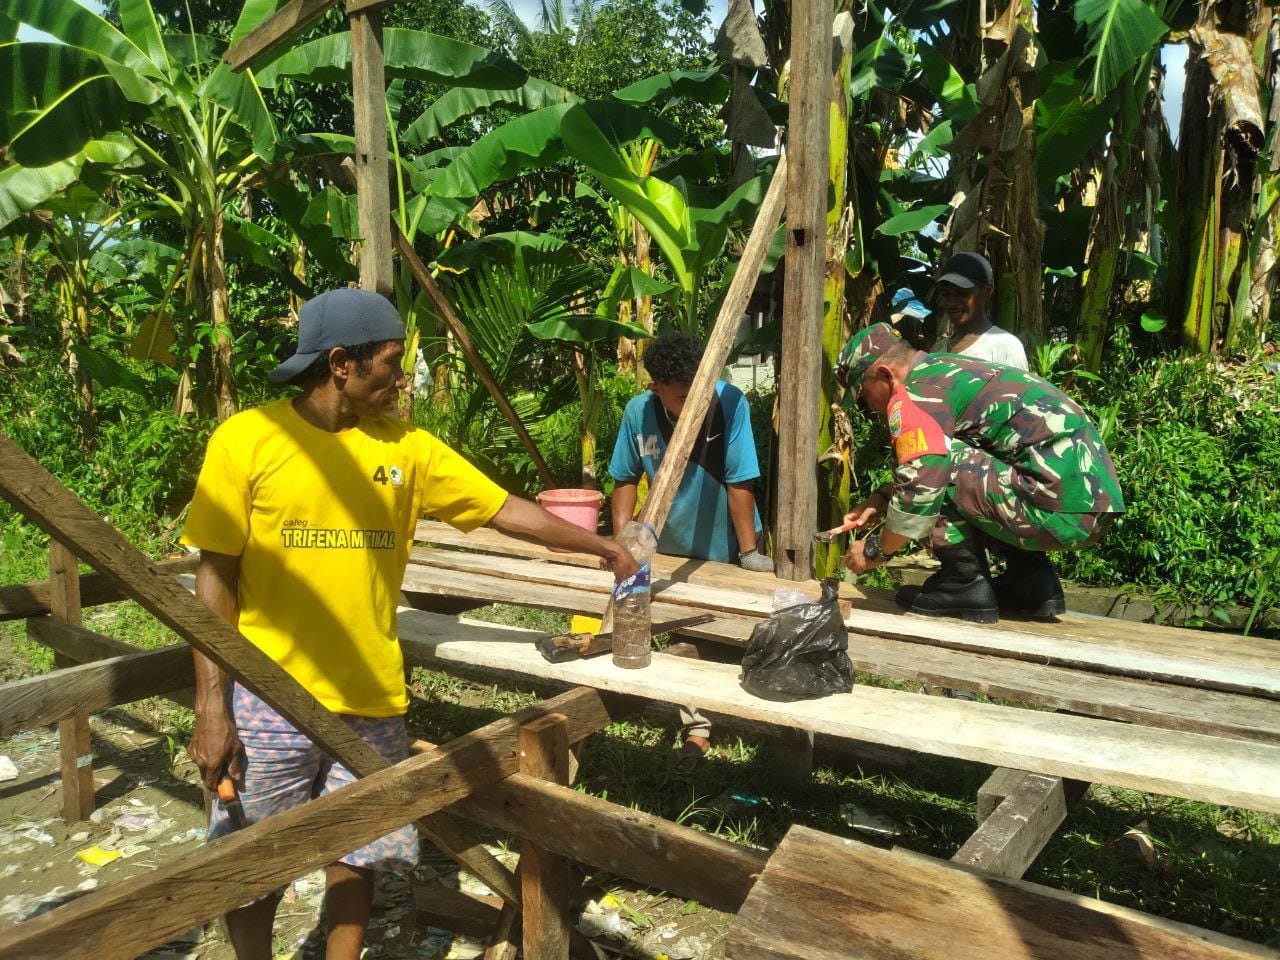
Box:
[0,703,731,960]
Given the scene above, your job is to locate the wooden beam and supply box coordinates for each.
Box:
[953,773,1085,879]
[50,540,94,823]
[456,772,767,914]
[0,554,198,622]
[25,618,194,709]
[0,646,191,736]
[350,7,395,297]
[413,883,505,940]
[223,0,341,71]
[397,609,1280,813]
[0,434,518,905]
[0,687,614,960]
[519,714,573,960]
[730,826,1276,960]
[393,227,558,488]
[774,0,831,582]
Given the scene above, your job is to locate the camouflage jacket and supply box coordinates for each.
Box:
[882,353,1125,540]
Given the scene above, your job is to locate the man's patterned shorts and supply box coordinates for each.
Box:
[207,683,418,871]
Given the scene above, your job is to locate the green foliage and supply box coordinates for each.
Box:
[1052,331,1280,620]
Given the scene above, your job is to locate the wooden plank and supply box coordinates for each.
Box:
[519,714,573,960]
[774,0,830,582]
[351,8,395,297]
[727,826,1276,960]
[952,773,1078,879]
[400,558,1280,741]
[456,773,767,914]
[50,540,94,824]
[0,554,198,622]
[393,227,557,488]
[26,618,194,709]
[397,609,1280,813]
[0,435,519,907]
[0,646,191,736]
[405,549,1280,700]
[0,687,613,960]
[413,521,1280,671]
[223,0,341,71]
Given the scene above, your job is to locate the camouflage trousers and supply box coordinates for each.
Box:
[931,443,1117,552]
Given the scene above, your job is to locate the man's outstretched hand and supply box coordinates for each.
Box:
[603,539,641,583]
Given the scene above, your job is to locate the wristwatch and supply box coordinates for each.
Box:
[863,532,887,563]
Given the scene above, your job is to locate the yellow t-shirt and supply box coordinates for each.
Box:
[180,399,508,716]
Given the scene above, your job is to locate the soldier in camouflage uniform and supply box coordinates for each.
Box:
[833,323,1124,623]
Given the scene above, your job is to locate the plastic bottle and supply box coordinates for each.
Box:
[611,521,658,669]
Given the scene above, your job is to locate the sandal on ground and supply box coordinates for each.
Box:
[673,736,710,775]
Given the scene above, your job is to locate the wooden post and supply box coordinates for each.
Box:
[350,5,395,297]
[775,0,831,582]
[519,713,573,960]
[49,541,93,823]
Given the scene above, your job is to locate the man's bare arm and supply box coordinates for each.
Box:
[189,550,243,790]
[611,480,639,535]
[489,496,638,581]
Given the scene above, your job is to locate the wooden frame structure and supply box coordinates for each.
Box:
[1,450,1278,959]
[2,0,1278,955]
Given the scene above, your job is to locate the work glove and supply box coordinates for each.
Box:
[738,547,775,573]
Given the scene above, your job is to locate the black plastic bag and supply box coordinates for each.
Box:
[739,579,855,702]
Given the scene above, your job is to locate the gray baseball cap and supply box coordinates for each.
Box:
[269,288,406,385]
[934,251,994,290]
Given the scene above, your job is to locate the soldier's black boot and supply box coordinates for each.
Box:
[992,546,1066,619]
[895,541,999,623]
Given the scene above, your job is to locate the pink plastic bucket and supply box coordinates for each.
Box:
[536,488,604,551]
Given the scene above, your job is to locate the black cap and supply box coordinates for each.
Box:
[269,289,406,385]
[934,251,994,290]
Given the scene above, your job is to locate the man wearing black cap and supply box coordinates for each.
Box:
[931,252,1028,370]
[180,289,638,960]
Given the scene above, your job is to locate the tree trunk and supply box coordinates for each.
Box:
[207,212,239,421]
[1167,4,1264,354]
[59,275,96,453]
[574,348,597,489]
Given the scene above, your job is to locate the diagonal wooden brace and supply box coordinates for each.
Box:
[0,433,520,904]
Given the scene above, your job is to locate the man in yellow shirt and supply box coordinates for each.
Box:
[181,288,636,960]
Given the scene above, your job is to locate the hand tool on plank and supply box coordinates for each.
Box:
[536,614,716,664]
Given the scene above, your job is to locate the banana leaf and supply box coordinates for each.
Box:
[403,77,575,146]
[254,29,527,91]
[1073,0,1169,101]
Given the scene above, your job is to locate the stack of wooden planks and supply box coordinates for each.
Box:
[401,520,1280,814]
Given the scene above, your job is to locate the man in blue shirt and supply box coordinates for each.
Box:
[609,333,771,568]
[608,333,772,771]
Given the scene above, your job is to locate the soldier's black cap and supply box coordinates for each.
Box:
[934,251,994,290]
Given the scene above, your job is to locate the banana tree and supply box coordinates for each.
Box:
[254,30,528,414]
[1165,0,1267,354]
[1072,0,1174,368]
[0,0,294,419]
[433,231,649,487]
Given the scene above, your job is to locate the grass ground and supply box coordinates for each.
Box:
[1,535,1277,951]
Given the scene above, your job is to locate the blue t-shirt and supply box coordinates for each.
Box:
[608,381,762,563]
